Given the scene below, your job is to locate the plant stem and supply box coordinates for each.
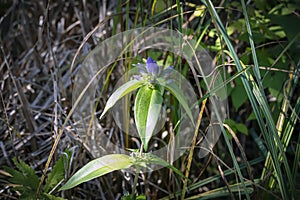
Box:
[181,98,207,199]
[132,166,141,198]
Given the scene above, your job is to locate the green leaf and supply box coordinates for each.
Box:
[43,193,67,200]
[100,79,145,119]
[134,84,163,151]
[121,193,146,200]
[235,123,248,135]
[164,82,195,126]
[59,154,133,191]
[4,158,39,190]
[224,119,248,136]
[44,149,73,193]
[146,154,186,180]
[231,77,248,111]
[3,158,39,199]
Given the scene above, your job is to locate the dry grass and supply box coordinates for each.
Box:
[0,1,122,199]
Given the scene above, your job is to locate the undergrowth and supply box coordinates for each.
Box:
[0,0,299,199]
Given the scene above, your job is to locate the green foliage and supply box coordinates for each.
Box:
[60,152,187,192]
[121,193,146,200]
[204,0,298,199]
[3,0,298,199]
[3,158,39,199]
[163,81,195,126]
[134,84,163,151]
[143,154,186,180]
[224,119,248,139]
[99,79,145,120]
[3,150,73,199]
[59,154,134,191]
[100,58,194,152]
[44,149,73,193]
[230,77,248,111]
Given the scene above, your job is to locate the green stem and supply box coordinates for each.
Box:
[132,166,141,198]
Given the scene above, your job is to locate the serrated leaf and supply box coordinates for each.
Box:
[100,79,145,119]
[134,85,163,151]
[3,158,39,199]
[44,149,73,193]
[164,82,195,126]
[59,154,133,191]
[7,158,39,190]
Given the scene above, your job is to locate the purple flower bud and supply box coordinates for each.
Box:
[146,57,160,76]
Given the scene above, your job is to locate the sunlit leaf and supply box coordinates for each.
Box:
[99,79,145,120]
[59,154,133,191]
[134,84,163,151]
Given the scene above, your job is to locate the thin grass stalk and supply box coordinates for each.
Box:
[192,53,251,200]
[267,63,299,189]
[185,179,261,200]
[181,98,207,199]
[291,61,300,183]
[112,1,122,36]
[202,2,256,199]
[261,33,300,185]
[38,20,140,195]
[217,161,236,199]
[270,63,300,189]
[240,0,261,82]
[204,1,294,198]
[123,0,133,150]
[132,166,141,197]
[159,157,265,200]
[292,126,300,184]
[223,124,254,183]
[176,0,183,33]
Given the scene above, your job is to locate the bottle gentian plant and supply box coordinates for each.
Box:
[59,57,194,192]
[100,57,194,151]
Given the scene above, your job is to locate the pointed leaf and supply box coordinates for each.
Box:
[164,82,195,126]
[134,85,163,151]
[59,154,133,191]
[146,154,186,180]
[100,79,144,119]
